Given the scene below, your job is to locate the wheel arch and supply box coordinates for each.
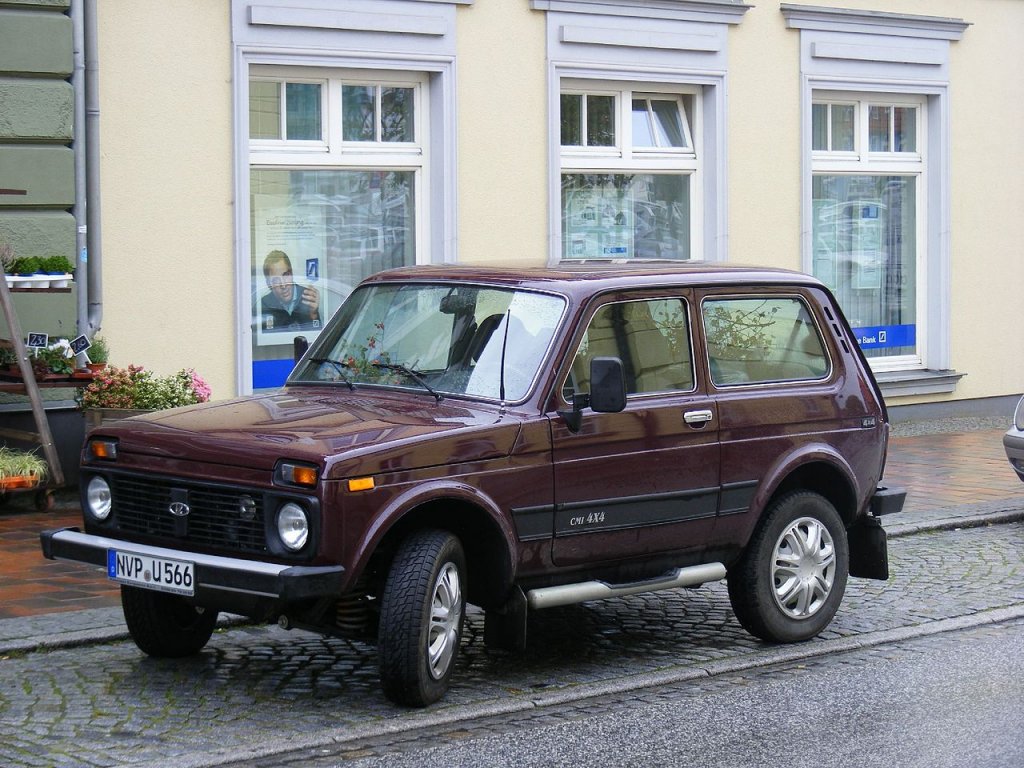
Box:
[765,461,858,526]
[752,446,861,529]
[353,484,517,611]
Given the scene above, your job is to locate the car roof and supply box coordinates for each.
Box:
[364,260,824,297]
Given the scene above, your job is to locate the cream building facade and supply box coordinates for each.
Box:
[92,0,1022,414]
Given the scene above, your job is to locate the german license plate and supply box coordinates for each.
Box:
[107,549,195,596]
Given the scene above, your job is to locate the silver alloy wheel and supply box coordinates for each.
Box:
[427,561,463,680]
[771,516,836,619]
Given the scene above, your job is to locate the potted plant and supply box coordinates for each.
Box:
[31,342,75,380]
[86,335,109,371]
[0,345,18,372]
[79,364,211,427]
[0,446,48,490]
[40,254,75,288]
[10,256,47,288]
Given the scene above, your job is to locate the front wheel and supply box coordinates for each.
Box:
[728,491,848,643]
[121,586,218,657]
[378,529,466,707]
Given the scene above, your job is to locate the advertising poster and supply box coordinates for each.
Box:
[252,197,326,347]
[564,187,634,260]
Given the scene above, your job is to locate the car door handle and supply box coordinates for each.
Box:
[683,409,714,426]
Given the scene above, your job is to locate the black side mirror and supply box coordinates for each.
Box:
[589,357,627,413]
[558,356,626,432]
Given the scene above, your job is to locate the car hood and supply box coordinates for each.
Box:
[92,388,522,477]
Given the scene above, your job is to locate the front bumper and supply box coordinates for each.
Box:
[40,528,345,602]
[1004,428,1024,482]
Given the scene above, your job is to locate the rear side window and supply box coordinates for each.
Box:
[702,296,830,386]
[567,298,694,397]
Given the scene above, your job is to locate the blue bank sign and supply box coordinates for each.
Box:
[851,324,916,350]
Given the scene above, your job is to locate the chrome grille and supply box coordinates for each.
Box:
[110,475,267,554]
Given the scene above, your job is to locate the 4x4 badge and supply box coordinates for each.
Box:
[168,502,190,518]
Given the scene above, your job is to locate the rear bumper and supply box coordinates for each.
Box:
[870,485,906,516]
[40,527,344,602]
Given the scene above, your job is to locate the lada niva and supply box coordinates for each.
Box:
[42,263,904,706]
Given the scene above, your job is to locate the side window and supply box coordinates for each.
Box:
[567,298,694,398]
[703,296,830,386]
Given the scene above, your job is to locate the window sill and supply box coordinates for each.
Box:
[874,368,964,398]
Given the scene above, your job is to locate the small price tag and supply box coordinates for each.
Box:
[26,332,48,349]
[69,335,91,355]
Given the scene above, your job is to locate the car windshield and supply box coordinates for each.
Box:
[290,282,566,402]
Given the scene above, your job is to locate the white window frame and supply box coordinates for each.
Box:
[248,77,329,148]
[248,66,428,170]
[231,0,463,394]
[534,0,749,265]
[812,91,926,372]
[783,3,969,393]
[559,80,703,260]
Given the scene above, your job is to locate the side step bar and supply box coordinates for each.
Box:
[526,562,727,610]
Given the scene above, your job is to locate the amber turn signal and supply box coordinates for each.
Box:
[88,439,118,461]
[347,477,375,492]
[275,461,319,488]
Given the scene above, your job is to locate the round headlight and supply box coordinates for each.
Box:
[1015,395,1024,432]
[277,503,309,551]
[86,476,112,521]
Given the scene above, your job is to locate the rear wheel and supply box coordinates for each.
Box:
[728,491,848,643]
[378,529,466,706]
[121,586,218,657]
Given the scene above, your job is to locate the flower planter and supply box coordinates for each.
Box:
[0,474,41,490]
[47,272,73,289]
[5,275,31,289]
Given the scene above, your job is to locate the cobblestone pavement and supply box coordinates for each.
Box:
[0,521,1021,768]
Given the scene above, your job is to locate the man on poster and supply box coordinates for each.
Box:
[260,250,321,331]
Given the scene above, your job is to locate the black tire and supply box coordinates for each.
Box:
[121,586,218,658]
[378,529,466,707]
[727,490,848,643]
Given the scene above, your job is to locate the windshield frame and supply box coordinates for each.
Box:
[287,279,570,406]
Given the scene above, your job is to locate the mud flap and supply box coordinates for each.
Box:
[484,586,528,652]
[848,515,889,580]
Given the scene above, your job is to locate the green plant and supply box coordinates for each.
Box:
[40,254,74,274]
[32,344,74,377]
[0,346,18,367]
[10,256,42,275]
[88,335,109,364]
[0,446,48,484]
[333,323,400,384]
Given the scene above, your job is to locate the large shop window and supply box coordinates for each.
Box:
[559,82,699,261]
[248,69,425,389]
[811,94,923,368]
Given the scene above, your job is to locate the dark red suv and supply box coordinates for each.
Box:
[42,263,903,705]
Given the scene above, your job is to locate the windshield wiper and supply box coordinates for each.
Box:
[306,357,356,390]
[373,362,443,403]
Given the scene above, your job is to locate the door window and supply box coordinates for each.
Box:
[567,298,694,398]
